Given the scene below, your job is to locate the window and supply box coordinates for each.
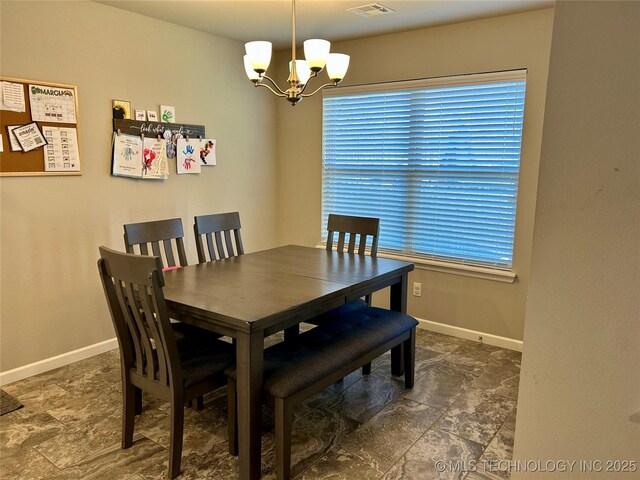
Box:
[322,70,526,270]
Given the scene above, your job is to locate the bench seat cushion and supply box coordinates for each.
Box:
[226,307,417,399]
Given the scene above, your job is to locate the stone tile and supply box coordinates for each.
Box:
[34,414,133,469]
[403,361,482,410]
[16,384,77,413]
[159,441,240,480]
[488,349,521,369]
[41,436,167,480]
[433,389,516,447]
[0,447,60,479]
[0,410,65,454]
[2,364,75,397]
[416,329,470,354]
[67,348,120,376]
[44,385,121,428]
[324,372,406,424]
[472,408,517,479]
[297,370,363,414]
[381,429,484,480]
[446,342,501,369]
[301,398,443,479]
[261,406,360,478]
[57,362,121,398]
[0,329,522,479]
[464,470,507,480]
[471,364,520,400]
[372,346,448,379]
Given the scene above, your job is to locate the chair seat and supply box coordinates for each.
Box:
[178,338,235,388]
[226,307,417,399]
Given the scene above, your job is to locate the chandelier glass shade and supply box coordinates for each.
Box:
[243,0,350,106]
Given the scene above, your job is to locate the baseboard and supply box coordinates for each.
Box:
[0,338,118,387]
[415,317,523,352]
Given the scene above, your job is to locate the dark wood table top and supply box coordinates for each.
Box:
[162,245,414,334]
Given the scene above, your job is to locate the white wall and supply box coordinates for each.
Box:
[274,9,554,341]
[0,1,278,372]
[514,1,640,476]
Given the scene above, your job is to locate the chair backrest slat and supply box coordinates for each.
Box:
[347,233,356,254]
[337,232,346,253]
[206,233,217,261]
[194,212,244,263]
[123,218,188,268]
[326,214,380,257]
[224,230,234,256]
[98,246,179,388]
[214,231,225,258]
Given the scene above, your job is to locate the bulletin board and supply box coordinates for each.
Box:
[0,76,81,177]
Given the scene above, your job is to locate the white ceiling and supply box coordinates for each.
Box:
[97,0,553,49]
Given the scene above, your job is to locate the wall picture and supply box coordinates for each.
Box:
[147,110,158,121]
[135,110,146,121]
[160,105,175,123]
[112,100,131,119]
[199,138,216,166]
[176,137,201,174]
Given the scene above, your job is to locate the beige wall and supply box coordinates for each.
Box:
[514,1,640,475]
[0,1,278,372]
[275,9,554,341]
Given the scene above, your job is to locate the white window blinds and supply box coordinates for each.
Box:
[322,70,526,269]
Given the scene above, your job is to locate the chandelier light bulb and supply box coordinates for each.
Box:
[245,41,272,73]
[326,53,350,82]
[304,39,331,72]
[243,55,260,81]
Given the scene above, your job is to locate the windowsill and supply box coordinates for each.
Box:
[315,245,517,284]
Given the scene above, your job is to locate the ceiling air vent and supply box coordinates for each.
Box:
[347,3,396,17]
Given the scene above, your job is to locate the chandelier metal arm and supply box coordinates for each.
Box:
[255,81,287,98]
[257,75,288,96]
[301,81,339,98]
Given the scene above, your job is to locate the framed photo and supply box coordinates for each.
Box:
[112,100,131,119]
[135,110,146,121]
[160,105,175,123]
[147,110,158,122]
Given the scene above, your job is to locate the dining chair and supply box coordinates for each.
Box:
[98,246,235,479]
[325,213,380,307]
[294,214,382,373]
[123,218,188,269]
[193,212,244,263]
[325,213,380,259]
[124,217,220,409]
[226,306,417,480]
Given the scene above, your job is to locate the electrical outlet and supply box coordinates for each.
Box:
[412,282,422,297]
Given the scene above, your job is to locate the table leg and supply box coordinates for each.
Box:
[390,273,408,376]
[236,330,264,480]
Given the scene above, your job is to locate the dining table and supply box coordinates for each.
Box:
[162,244,414,480]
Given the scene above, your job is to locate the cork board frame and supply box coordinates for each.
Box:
[0,76,81,177]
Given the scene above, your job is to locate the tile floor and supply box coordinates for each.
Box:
[1,329,520,480]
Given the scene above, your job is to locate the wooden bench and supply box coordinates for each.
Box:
[226,305,418,480]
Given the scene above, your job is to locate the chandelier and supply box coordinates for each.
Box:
[243,0,350,106]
